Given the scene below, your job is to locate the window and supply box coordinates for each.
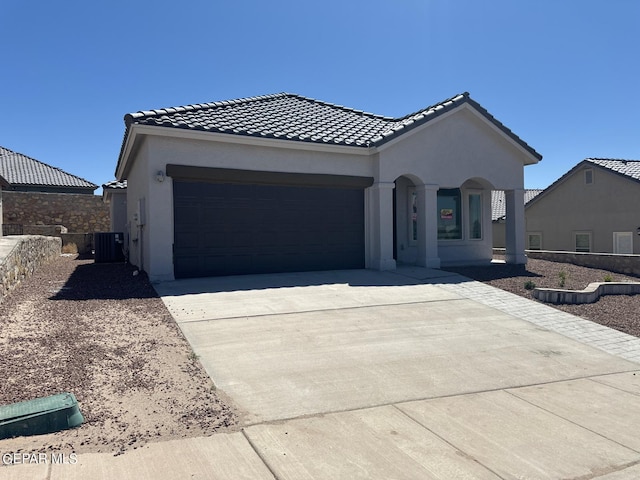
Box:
[408,187,417,246]
[613,232,633,254]
[437,189,462,240]
[575,232,591,252]
[468,193,482,239]
[527,233,542,250]
[584,169,593,185]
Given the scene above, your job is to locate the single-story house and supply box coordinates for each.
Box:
[0,146,108,235]
[525,158,640,254]
[115,92,542,281]
[492,189,543,248]
[0,146,97,194]
[0,174,9,237]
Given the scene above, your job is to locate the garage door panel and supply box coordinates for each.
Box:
[173,180,365,278]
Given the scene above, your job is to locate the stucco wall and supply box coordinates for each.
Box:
[526,165,640,253]
[0,235,61,303]
[3,191,110,233]
[122,105,535,280]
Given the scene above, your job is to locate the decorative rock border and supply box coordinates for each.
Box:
[533,282,640,305]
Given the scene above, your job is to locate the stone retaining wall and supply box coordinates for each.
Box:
[525,250,640,277]
[2,191,110,233]
[0,236,61,304]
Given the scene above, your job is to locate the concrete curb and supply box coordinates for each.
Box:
[533,282,640,304]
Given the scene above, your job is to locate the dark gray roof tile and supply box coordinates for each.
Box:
[123,92,541,159]
[0,146,97,190]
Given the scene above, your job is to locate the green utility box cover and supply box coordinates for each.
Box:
[0,392,84,439]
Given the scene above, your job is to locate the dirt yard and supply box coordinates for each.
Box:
[0,255,239,456]
[447,258,640,338]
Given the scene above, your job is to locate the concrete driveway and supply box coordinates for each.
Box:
[155,267,640,479]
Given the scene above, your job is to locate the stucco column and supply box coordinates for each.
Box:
[505,188,527,264]
[366,182,396,271]
[416,184,440,268]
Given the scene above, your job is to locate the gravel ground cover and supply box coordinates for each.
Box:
[0,255,238,456]
[446,258,640,338]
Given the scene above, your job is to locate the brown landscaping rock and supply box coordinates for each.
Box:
[0,256,238,456]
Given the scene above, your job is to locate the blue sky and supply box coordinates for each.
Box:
[1,0,638,193]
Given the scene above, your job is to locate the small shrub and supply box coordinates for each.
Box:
[62,242,78,254]
[524,280,536,290]
[603,274,613,282]
[558,270,567,288]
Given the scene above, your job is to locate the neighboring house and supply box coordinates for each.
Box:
[115,92,541,281]
[525,158,640,254]
[102,180,127,233]
[492,189,543,248]
[0,146,96,194]
[1,146,108,235]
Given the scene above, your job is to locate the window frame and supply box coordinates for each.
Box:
[574,232,592,252]
[467,191,483,240]
[527,232,542,250]
[408,186,418,246]
[437,188,462,241]
[584,168,594,185]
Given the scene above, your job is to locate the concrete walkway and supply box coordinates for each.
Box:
[5,267,640,479]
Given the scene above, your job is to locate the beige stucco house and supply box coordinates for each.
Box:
[115,92,541,281]
[524,158,640,254]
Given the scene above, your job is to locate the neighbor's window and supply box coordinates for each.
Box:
[584,169,593,185]
[527,233,542,250]
[468,193,482,240]
[437,189,462,240]
[575,232,591,252]
[408,187,417,246]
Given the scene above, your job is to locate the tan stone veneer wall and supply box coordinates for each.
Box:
[0,235,61,304]
[526,250,640,277]
[2,191,110,233]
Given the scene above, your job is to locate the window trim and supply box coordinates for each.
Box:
[584,168,594,185]
[467,191,483,241]
[574,231,592,252]
[527,232,542,250]
[408,186,417,246]
[613,231,633,254]
[437,188,462,241]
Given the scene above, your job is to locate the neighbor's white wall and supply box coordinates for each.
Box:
[109,190,127,234]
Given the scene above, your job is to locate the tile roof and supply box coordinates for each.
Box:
[0,146,97,190]
[123,92,542,158]
[491,189,544,221]
[585,158,640,182]
[102,179,127,189]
